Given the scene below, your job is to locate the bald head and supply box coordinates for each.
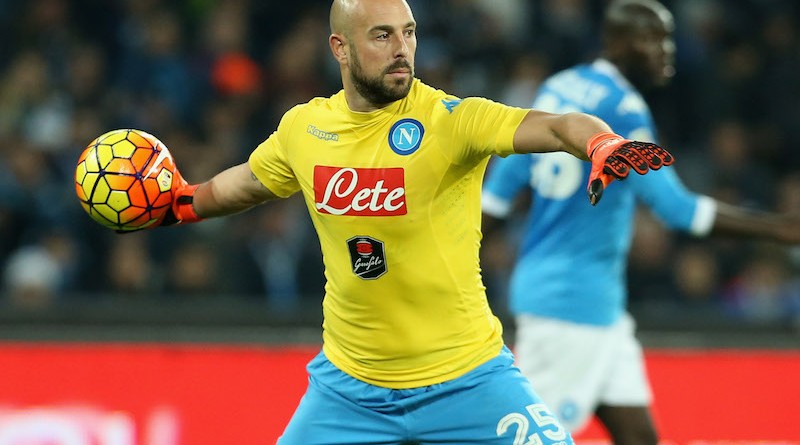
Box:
[604,0,674,37]
[328,0,417,111]
[330,0,414,36]
[600,0,675,89]
[330,0,355,37]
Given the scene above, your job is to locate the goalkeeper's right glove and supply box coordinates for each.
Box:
[161,168,204,226]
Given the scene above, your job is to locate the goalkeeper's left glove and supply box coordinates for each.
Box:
[586,132,675,205]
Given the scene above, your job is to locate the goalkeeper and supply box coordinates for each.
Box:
[155,0,674,443]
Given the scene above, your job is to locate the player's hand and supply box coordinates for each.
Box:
[114,167,203,234]
[586,132,674,205]
[160,167,203,226]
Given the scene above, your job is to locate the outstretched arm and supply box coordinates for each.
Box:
[712,202,800,244]
[167,162,279,225]
[512,111,609,160]
[629,159,800,244]
[512,110,674,205]
[192,163,280,218]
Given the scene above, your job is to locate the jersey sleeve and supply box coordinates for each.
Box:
[630,166,717,236]
[248,105,302,198]
[446,97,529,164]
[482,155,532,218]
[598,90,656,142]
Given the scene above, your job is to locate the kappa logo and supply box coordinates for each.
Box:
[307,125,339,142]
[442,98,462,113]
[388,118,424,155]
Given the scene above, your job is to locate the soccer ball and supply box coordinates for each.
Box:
[74,129,176,231]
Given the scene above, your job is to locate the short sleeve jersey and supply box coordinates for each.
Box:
[482,59,714,326]
[250,79,529,388]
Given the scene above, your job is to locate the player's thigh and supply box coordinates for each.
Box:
[414,352,574,445]
[513,314,617,432]
[595,405,658,445]
[277,376,404,445]
[598,314,652,407]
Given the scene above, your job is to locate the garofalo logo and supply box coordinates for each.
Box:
[347,236,387,279]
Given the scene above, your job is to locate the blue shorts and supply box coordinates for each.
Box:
[277,346,574,445]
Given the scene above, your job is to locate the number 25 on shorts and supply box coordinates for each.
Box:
[496,403,570,445]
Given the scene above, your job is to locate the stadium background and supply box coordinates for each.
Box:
[0,0,798,443]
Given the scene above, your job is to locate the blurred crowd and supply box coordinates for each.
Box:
[1,0,799,328]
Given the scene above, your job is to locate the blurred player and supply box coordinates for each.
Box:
[482,1,800,444]
[151,0,675,443]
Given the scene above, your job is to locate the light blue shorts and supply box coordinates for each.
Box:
[277,346,574,445]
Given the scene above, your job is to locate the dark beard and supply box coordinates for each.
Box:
[350,53,414,106]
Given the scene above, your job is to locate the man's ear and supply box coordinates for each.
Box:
[329,34,348,63]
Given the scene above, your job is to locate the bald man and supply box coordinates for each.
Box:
[483,1,800,444]
[149,0,674,443]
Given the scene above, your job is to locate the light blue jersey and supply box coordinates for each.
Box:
[482,59,716,326]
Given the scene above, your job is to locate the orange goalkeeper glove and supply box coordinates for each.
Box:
[161,168,204,226]
[586,132,674,205]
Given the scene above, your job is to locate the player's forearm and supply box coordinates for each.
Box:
[711,201,800,243]
[193,163,278,218]
[513,111,613,160]
[549,112,615,160]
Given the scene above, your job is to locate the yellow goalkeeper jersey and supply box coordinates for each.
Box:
[249,79,529,388]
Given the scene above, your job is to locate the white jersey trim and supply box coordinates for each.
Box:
[482,192,512,218]
[690,195,717,236]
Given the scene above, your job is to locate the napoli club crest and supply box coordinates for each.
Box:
[388,118,424,155]
[347,236,387,279]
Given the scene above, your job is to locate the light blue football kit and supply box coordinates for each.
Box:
[482,59,716,431]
